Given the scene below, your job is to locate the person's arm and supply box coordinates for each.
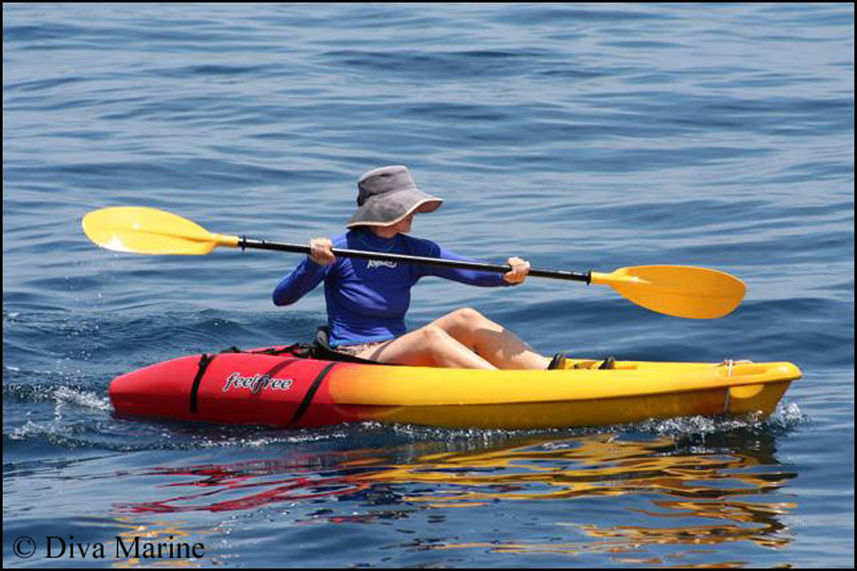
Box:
[272,238,334,306]
[421,243,530,287]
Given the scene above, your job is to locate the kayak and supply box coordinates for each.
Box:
[108,345,801,430]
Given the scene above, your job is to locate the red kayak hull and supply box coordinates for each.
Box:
[109,347,378,429]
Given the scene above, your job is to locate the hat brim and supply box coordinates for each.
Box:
[346,190,443,228]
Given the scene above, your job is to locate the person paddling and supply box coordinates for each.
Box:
[273,165,564,370]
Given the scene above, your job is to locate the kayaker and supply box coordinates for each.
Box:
[273,165,563,370]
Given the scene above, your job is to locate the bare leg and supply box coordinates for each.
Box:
[354,324,497,369]
[429,307,552,370]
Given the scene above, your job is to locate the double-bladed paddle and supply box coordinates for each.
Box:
[82,206,746,319]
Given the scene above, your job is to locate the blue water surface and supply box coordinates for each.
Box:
[4,3,854,568]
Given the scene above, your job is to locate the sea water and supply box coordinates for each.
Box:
[4,3,853,567]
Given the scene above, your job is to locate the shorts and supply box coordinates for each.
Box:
[332,340,389,358]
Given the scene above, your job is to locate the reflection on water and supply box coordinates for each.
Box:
[109,519,211,569]
[114,431,796,560]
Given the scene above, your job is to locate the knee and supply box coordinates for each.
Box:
[450,307,484,325]
[421,324,449,343]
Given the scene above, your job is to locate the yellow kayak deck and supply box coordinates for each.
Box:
[327,359,801,429]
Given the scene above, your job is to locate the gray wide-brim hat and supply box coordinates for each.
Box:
[346,165,443,228]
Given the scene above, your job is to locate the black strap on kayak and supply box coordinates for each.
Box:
[226,344,311,358]
[189,353,215,413]
[287,362,338,427]
[191,329,391,367]
[187,334,386,416]
[188,346,305,413]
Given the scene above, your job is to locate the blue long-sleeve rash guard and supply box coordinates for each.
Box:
[273,228,511,346]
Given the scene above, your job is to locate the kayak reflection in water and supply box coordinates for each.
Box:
[273,165,561,370]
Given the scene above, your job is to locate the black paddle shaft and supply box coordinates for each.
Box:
[239,237,592,284]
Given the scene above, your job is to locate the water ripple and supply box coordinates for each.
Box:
[3,2,853,568]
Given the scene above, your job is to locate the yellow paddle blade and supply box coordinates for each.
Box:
[590,265,746,319]
[82,207,239,255]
